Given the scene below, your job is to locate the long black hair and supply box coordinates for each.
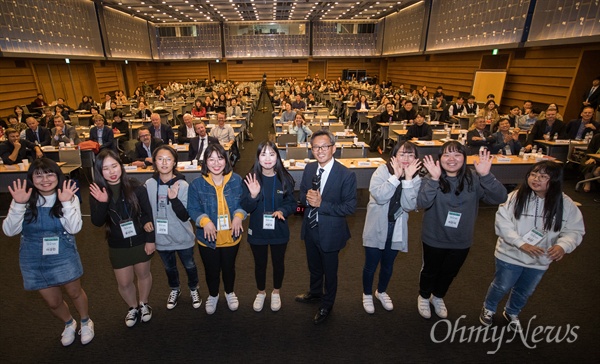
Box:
[24,158,66,222]
[387,141,418,176]
[438,141,473,195]
[93,149,140,218]
[513,161,564,232]
[249,141,295,194]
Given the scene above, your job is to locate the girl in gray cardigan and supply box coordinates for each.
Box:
[362,141,422,314]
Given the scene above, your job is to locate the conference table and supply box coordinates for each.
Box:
[533,140,588,162]
[284,157,386,190]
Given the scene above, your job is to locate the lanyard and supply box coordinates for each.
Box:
[262,176,276,212]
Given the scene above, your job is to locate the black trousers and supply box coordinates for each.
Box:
[250,243,288,291]
[419,242,470,299]
[304,226,339,310]
[198,244,239,297]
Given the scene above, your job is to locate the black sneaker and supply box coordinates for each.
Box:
[503,311,522,333]
[125,307,139,328]
[479,307,494,327]
[139,302,152,323]
[167,289,181,310]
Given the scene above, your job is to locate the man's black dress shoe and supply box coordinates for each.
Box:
[295,292,321,304]
[313,308,330,324]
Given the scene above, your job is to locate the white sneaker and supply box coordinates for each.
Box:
[503,311,522,333]
[253,293,266,312]
[417,295,431,319]
[139,302,153,322]
[430,295,448,318]
[190,289,202,309]
[363,294,375,314]
[226,292,239,311]
[79,319,94,345]
[60,320,77,347]
[375,290,393,311]
[271,292,281,312]
[125,307,139,327]
[205,295,219,315]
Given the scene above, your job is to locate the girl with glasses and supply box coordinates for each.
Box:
[362,141,422,314]
[479,161,584,331]
[2,158,94,346]
[144,146,200,311]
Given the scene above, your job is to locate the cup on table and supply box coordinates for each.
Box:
[304,158,310,164]
[192,159,198,168]
[289,159,296,166]
[353,137,358,144]
[18,163,25,171]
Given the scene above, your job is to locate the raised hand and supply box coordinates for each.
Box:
[58,179,79,202]
[474,149,493,177]
[89,183,109,202]
[422,155,441,180]
[167,181,180,200]
[244,173,261,198]
[8,179,31,204]
[389,156,404,178]
[403,159,422,181]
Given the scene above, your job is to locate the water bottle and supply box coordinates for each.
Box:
[504,145,512,156]
[532,145,538,154]
[169,139,172,146]
[518,148,525,158]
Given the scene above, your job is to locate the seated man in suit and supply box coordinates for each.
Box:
[148,112,175,145]
[466,117,494,155]
[565,106,599,140]
[295,130,357,325]
[582,76,600,111]
[464,95,479,115]
[132,126,163,167]
[291,94,306,111]
[398,100,417,123]
[188,121,219,163]
[177,113,197,144]
[210,112,235,148]
[524,108,567,152]
[406,112,433,141]
[136,101,152,120]
[226,98,243,118]
[23,117,51,146]
[447,96,466,123]
[89,115,116,151]
[51,114,80,146]
[379,102,400,123]
[0,128,43,164]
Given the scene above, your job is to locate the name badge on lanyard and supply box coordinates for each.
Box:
[120,219,137,238]
[523,228,544,246]
[444,211,462,228]
[263,212,275,230]
[42,237,59,255]
[217,214,230,231]
[156,218,169,235]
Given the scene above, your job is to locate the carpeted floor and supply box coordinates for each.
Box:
[0,106,598,363]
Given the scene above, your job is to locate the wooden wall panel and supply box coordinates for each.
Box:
[0,59,38,117]
[325,59,381,80]
[135,62,158,88]
[93,61,122,97]
[227,59,308,82]
[153,61,210,85]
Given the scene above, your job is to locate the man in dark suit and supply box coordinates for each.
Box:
[565,106,599,140]
[89,115,116,151]
[177,113,196,144]
[398,100,417,123]
[295,130,357,324]
[524,108,567,152]
[466,117,495,155]
[148,113,174,145]
[50,114,80,146]
[0,128,43,164]
[188,121,218,163]
[582,76,600,111]
[24,117,51,146]
[132,126,163,167]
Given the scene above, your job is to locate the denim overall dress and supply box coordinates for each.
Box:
[19,206,83,291]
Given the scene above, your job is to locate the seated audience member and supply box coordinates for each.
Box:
[54,104,70,122]
[89,115,116,151]
[431,93,447,111]
[111,111,129,142]
[148,113,175,145]
[478,100,500,126]
[467,117,495,154]
[465,95,480,115]
[280,102,296,124]
[24,116,51,146]
[89,106,106,127]
[307,93,317,107]
[565,106,599,140]
[486,94,495,101]
[204,96,215,113]
[178,113,197,144]
[188,121,219,163]
[517,107,541,131]
[521,100,533,116]
[51,114,80,146]
[39,107,55,129]
[356,95,370,111]
[490,117,521,155]
[289,113,313,143]
[433,86,445,99]
[398,100,417,123]
[136,101,152,120]
[30,93,48,112]
[538,103,564,122]
[77,96,92,111]
[227,98,243,118]
[379,103,400,123]
[524,108,566,152]
[105,101,118,121]
[210,112,235,147]
[447,96,466,122]
[192,99,206,118]
[506,105,521,128]
[580,133,600,192]
[101,94,112,111]
[0,128,43,164]
[56,97,73,113]
[291,94,306,111]
[406,112,433,141]
[132,126,163,167]
[6,114,27,135]
[13,105,26,124]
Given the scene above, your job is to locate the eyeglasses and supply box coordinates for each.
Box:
[156,157,173,164]
[139,134,151,138]
[529,172,550,182]
[33,172,57,182]
[311,144,333,152]
[397,153,416,159]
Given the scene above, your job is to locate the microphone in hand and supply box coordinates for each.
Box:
[312,175,320,191]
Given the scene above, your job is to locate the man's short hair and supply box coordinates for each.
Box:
[468,95,476,100]
[5,128,18,136]
[487,94,495,99]
[8,114,17,121]
[416,111,426,118]
[53,114,64,122]
[113,110,123,118]
[404,100,413,105]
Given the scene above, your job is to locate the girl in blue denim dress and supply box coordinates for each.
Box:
[2,158,94,347]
